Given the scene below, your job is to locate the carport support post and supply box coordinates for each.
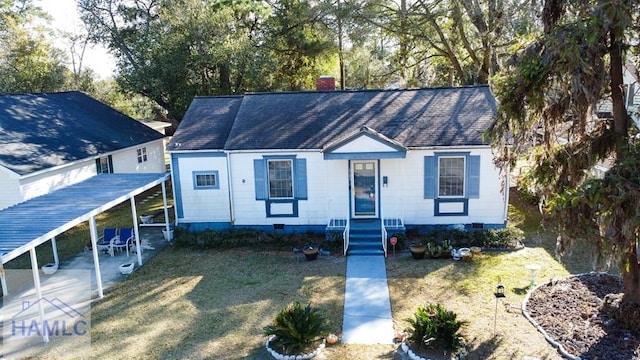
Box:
[29,247,49,343]
[0,262,7,295]
[51,236,59,265]
[162,181,170,236]
[89,216,104,298]
[130,198,143,266]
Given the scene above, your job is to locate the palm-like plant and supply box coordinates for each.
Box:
[405,303,466,353]
[263,301,329,355]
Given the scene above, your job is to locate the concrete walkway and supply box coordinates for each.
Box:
[342,255,395,344]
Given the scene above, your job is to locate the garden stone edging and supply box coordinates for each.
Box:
[400,340,460,360]
[521,271,611,360]
[265,335,325,360]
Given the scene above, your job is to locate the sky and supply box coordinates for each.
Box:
[37,0,116,79]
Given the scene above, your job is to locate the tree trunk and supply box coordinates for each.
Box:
[609,31,628,148]
[608,24,637,305]
[623,246,640,304]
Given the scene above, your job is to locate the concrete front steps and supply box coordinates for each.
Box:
[347,219,385,256]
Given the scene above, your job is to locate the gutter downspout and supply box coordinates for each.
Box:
[226,152,235,226]
[169,154,179,225]
[503,147,511,225]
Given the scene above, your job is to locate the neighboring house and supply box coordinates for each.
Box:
[597,64,640,127]
[139,118,173,135]
[168,85,507,239]
[0,91,167,210]
[591,64,640,178]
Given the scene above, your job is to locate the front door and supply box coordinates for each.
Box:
[352,161,377,218]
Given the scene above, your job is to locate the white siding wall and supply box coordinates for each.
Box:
[176,155,230,222]
[325,160,350,219]
[0,169,22,210]
[19,161,96,203]
[469,148,507,224]
[228,152,351,226]
[176,147,506,227]
[0,140,167,211]
[111,140,166,173]
[389,148,505,226]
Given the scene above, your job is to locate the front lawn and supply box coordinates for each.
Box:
[28,189,596,359]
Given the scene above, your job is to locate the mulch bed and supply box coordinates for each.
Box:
[524,273,640,359]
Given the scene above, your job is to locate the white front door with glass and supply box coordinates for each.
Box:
[351,161,377,218]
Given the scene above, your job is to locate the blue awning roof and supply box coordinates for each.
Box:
[0,173,170,264]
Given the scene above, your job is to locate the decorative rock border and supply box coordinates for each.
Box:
[265,335,325,360]
[400,341,460,360]
[521,272,611,360]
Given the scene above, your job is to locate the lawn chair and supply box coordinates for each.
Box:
[111,228,135,257]
[96,228,118,254]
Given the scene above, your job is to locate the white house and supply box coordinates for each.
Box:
[0,91,167,210]
[168,85,508,255]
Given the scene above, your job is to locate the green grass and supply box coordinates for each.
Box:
[4,184,174,270]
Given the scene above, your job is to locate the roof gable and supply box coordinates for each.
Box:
[0,91,164,175]
[323,126,407,159]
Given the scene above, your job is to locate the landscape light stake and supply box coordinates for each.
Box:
[494,277,505,336]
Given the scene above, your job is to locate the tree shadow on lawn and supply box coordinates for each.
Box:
[509,187,597,276]
[87,248,346,359]
[466,335,503,359]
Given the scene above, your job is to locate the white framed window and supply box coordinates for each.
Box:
[268,159,293,199]
[438,156,465,197]
[193,171,220,189]
[136,147,148,163]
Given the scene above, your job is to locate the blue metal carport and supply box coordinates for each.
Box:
[0,173,171,342]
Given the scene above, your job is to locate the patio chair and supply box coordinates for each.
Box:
[111,228,135,257]
[96,228,118,254]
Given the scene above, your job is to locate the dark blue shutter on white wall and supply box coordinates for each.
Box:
[424,156,435,199]
[107,155,113,173]
[253,159,267,200]
[294,158,308,200]
[467,155,480,199]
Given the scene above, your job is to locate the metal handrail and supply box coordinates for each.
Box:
[343,219,350,256]
[380,207,387,257]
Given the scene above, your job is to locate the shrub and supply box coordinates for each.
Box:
[263,302,330,355]
[420,227,523,249]
[483,227,524,248]
[404,303,466,353]
[173,228,327,251]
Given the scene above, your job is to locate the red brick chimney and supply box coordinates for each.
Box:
[316,76,336,91]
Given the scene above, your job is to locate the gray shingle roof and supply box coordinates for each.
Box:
[0,91,165,175]
[169,86,496,152]
[167,96,242,151]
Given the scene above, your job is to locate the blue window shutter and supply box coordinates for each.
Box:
[95,159,102,173]
[424,156,435,199]
[107,155,113,173]
[294,158,308,200]
[253,159,267,200]
[468,155,480,199]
